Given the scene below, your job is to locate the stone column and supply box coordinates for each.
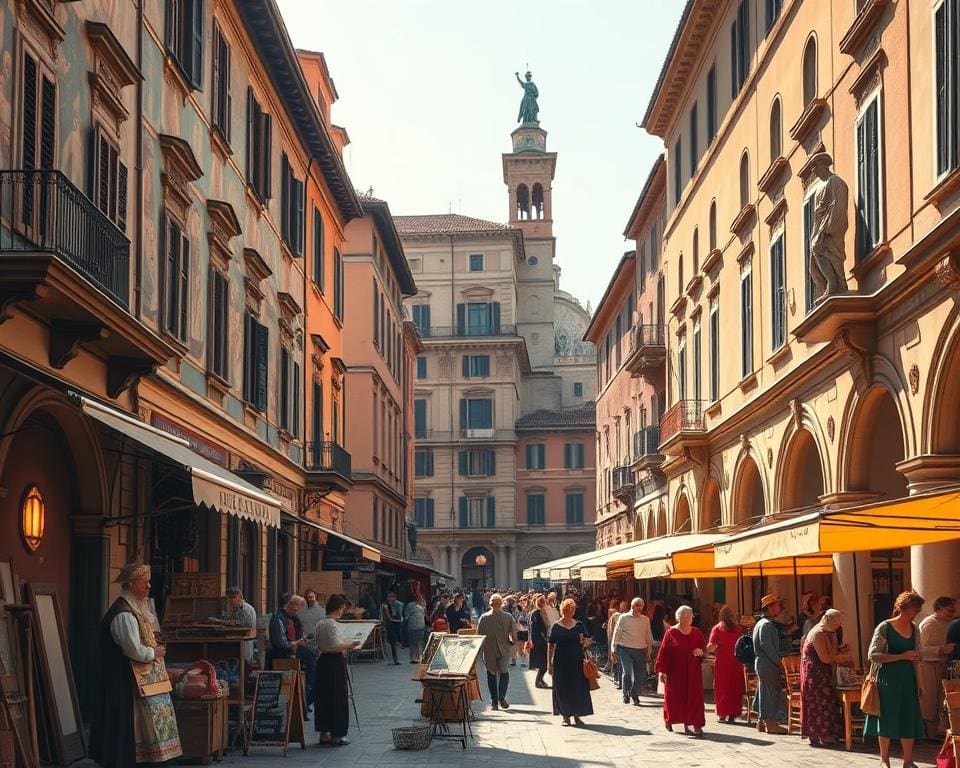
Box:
[508,545,517,589]
[497,543,508,588]
[450,543,461,587]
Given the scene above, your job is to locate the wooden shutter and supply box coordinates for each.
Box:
[456,304,465,335]
[246,88,255,186]
[459,497,468,529]
[189,0,204,89]
[39,75,55,171]
[426,450,433,476]
[564,443,571,469]
[486,450,496,475]
[462,355,470,378]
[255,320,268,411]
[730,22,738,98]
[491,302,501,333]
[459,399,467,429]
[295,179,304,255]
[280,153,289,242]
[426,499,434,527]
[459,450,468,476]
[292,362,300,437]
[280,347,289,429]
[179,233,189,340]
[261,112,272,200]
[486,497,495,528]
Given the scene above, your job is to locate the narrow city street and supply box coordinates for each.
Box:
[231,661,938,768]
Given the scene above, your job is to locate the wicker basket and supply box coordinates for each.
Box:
[392,725,431,751]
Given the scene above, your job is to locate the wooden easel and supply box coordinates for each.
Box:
[244,669,305,757]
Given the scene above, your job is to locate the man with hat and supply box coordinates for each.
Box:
[90,562,183,768]
[752,593,787,734]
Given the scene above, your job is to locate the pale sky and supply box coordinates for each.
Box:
[276,1,685,309]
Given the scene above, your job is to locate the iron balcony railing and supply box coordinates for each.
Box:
[417,324,518,339]
[307,441,352,479]
[631,323,666,350]
[612,465,635,492]
[633,426,661,460]
[0,169,130,305]
[660,400,707,443]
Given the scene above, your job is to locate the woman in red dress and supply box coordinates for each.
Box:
[706,605,745,723]
[655,605,707,737]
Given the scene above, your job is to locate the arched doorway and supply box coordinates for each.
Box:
[461,546,496,590]
[656,503,667,537]
[780,429,825,511]
[674,493,692,533]
[700,477,722,531]
[732,454,765,526]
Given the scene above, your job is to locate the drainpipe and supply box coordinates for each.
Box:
[134,0,144,319]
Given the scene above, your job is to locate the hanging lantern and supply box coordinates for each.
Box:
[21,485,45,552]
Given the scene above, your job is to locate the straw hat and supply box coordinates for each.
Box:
[759,592,783,609]
[115,561,150,584]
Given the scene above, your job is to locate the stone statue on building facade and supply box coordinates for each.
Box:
[808,152,850,301]
[515,71,540,124]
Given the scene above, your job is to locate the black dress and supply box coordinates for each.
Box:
[549,621,594,718]
[529,610,550,671]
[89,598,137,768]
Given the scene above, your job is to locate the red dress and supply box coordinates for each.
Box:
[708,623,745,718]
[655,625,706,727]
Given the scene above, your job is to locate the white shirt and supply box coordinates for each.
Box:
[109,593,156,662]
[611,612,654,650]
[545,604,560,627]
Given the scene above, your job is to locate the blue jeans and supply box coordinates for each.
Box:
[617,646,647,700]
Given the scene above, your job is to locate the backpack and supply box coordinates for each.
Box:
[734,633,756,666]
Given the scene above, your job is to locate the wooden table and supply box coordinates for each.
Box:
[837,685,862,751]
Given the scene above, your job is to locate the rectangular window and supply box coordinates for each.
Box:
[414,449,434,478]
[162,214,189,341]
[373,281,380,348]
[525,443,546,470]
[650,221,659,271]
[411,304,431,335]
[678,336,687,401]
[414,399,427,438]
[164,0,204,90]
[19,51,57,233]
[803,195,816,312]
[469,253,484,271]
[312,207,325,292]
[565,492,585,525]
[416,356,427,379]
[526,494,546,526]
[706,65,717,142]
[458,449,496,477]
[673,137,682,204]
[693,322,702,402]
[731,1,749,98]
[935,0,960,177]
[242,311,268,411]
[771,233,786,349]
[277,349,300,436]
[740,270,753,378]
[414,498,435,528]
[312,379,323,443]
[689,103,698,176]
[615,314,623,367]
[856,94,883,260]
[709,303,719,401]
[211,21,231,144]
[574,382,584,398]
[456,302,501,336]
[459,496,495,529]
[564,443,585,470]
[280,153,305,256]
[766,0,783,32]
[246,88,272,202]
[91,127,127,231]
[333,248,343,321]
[208,268,229,379]
[462,354,490,378]
[459,398,493,430]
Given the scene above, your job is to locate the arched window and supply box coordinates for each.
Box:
[531,183,544,219]
[516,184,529,219]
[769,97,782,162]
[692,228,700,273]
[708,201,717,251]
[802,37,817,106]
[739,151,750,209]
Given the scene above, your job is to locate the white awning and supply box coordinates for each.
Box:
[79,396,281,528]
[288,514,381,562]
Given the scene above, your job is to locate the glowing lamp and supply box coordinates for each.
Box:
[21,485,44,552]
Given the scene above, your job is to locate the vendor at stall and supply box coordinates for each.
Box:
[222,586,258,662]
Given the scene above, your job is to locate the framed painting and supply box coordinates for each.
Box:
[426,635,484,677]
[25,583,84,765]
[0,559,18,605]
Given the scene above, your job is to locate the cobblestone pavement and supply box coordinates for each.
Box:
[223,660,938,768]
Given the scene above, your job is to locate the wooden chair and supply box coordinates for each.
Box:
[944,684,960,764]
[781,656,802,734]
[743,668,759,725]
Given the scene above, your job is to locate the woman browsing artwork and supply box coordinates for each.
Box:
[547,598,594,727]
[655,605,706,737]
[313,595,361,747]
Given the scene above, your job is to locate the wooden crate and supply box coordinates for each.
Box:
[175,698,225,765]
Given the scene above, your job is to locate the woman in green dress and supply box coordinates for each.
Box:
[864,591,926,768]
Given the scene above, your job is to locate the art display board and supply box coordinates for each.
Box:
[245,670,304,756]
[336,621,377,648]
[426,635,484,678]
[25,583,84,765]
[422,632,445,666]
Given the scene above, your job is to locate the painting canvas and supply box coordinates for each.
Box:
[0,560,17,605]
[336,621,377,648]
[426,635,484,677]
[422,632,445,666]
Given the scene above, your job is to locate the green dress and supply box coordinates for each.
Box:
[864,623,924,739]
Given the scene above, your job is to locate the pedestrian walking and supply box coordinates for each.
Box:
[477,594,517,710]
[530,595,552,688]
[381,591,403,665]
[864,591,927,768]
[706,605,744,723]
[918,596,957,736]
[610,597,654,705]
[655,605,706,737]
[752,593,787,734]
[800,609,845,746]
[606,599,627,689]
[403,594,427,663]
[313,595,360,747]
[547,598,594,726]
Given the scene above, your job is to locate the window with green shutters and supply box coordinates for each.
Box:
[462,354,490,378]
[740,270,753,378]
[526,494,546,525]
[242,311,268,412]
[416,356,427,379]
[458,449,496,477]
[856,94,882,260]
[459,398,493,430]
[414,399,427,437]
[565,492,585,525]
[936,0,960,177]
[456,302,501,336]
[564,443,585,469]
[709,303,719,402]
[164,0,204,90]
[411,304,431,334]
[280,153,304,256]
[414,449,434,478]
[458,496,496,528]
[414,498,435,528]
[770,233,786,349]
[525,443,546,469]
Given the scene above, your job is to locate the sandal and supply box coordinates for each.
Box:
[561,718,571,727]
[574,717,584,726]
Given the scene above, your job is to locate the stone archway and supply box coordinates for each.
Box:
[524,545,554,569]
[461,545,496,589]
[674,492,692,533]
[779,428,826,512]
[700,475,722,531]
[732,453,765,525]
[844,386,907,499]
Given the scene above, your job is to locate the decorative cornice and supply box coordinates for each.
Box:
[206,199,242,269]
[159,134,203,215]
[764,197,789,229]
[935,254,960,292]
[789,98,828,144]
[849,49,886,108]
[839,0,891,57]
[758,156,789,196]
[730,204,756,239]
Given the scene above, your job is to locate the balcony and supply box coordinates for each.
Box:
[0,169,176,396]
[624,324,666,378]
[659,400,708,454]
[612,465,635,503]
[631,426,664,472]
[418,324,517,339]
[306,441,353,492]
[414,429,515,443]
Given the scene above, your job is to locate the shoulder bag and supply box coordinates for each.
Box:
[860,661,881,716]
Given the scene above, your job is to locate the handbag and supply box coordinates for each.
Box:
[936,735,956,768]
[860,662,881,717]
[583,656,600,680]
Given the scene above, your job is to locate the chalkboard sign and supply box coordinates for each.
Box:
[245,670,304,756]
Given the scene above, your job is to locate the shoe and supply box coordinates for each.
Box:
[561,719,570,727]
[632,698,640,706]
[574,717,584,726]
[757,720,767,733]
[693,728,704,738]
[410,660,419,664]
[331,738,350,747]
[665,722,673,732]
[499,699,509,709]
[393,661,401,665]
[510,661,516,666]
[491,702,499,710]
[623,696,630,704]
[764,720,787,735]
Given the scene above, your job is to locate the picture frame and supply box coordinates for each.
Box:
[335,621,378,648]
[426,635,485,677]
[421,632,445,667]
[25,583,84,765]
[0,559,18,605]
